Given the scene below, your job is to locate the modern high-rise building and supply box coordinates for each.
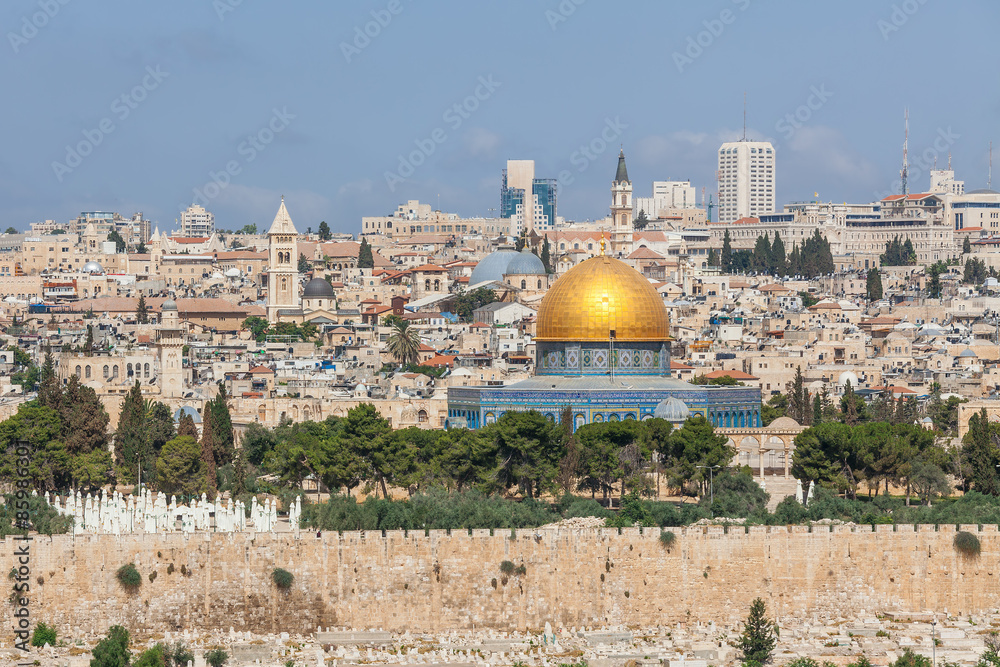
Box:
[717,141,775,223]
[180,204,215,237]
[501,159,557,236]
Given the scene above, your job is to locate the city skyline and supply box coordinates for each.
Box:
[3,1,999,233]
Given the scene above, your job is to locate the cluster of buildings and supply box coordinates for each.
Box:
[2,141,1000,488]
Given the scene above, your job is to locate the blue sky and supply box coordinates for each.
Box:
[3,0,999,234]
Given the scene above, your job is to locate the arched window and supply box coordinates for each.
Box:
[112,365,119,378]
[417,409,428,423]
[424,279,431,291]
[144,363,150,377]
[258,404,267,422]
[102,365,109,378]
[433,279,440,291]
[85,365,91,379]
[75,365,82,378]
[127,363,133,377]
[537,279,542,289]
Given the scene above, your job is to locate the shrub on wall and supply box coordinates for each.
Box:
[30,622,56,647]
[955,531,981,559]
[116,563,141,593]
[659,531,676,549]
[272,567,294,590]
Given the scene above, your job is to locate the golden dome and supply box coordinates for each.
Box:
[535,254,670,341]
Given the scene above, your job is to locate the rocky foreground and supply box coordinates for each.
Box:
[10,612,1000,667]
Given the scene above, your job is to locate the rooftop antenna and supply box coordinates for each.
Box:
[948,151,952,171]
[900,108,909,196]
[742,91,747,141]
[990,142,993,190]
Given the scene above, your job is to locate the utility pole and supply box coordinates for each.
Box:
[697,465,720,515]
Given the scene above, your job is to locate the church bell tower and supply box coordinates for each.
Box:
[610,150,633,257]
[266,197,300,322]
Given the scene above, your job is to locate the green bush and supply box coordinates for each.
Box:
[171,642,194,667]
[205,648,229,667]
[116,563,141,593]
[890,648,932,667]
[91,625,130,667]
[955,531,981,559]
[133,643,169,667]
[272,568,294,590]
[499,560,516,576]
[30,621,56,647]
[659,531,676,548]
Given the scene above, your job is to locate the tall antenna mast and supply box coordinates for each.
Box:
[900,108,909,196]
[990,142,993,190]
[742,91,747,141]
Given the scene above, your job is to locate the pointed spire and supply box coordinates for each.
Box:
[614,149,629,184]
[268,197,297,235]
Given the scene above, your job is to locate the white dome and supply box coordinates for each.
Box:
[225,267,242,278]
[82,261,103,274]
[838,370,859,387]
[654,397,691,423]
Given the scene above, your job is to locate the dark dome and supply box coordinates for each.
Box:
[303,277,335,299]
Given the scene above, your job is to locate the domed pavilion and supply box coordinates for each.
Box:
[447,242,761,430]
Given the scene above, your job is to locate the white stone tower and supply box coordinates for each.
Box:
[266,196,300,322]
[610,149,634,257]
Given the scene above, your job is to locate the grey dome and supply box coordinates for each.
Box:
[505,249,546,276]
[469,249,519,285]
[303,277,335,299]
[654,397,691,422]
[174,405,201,424]
[161,299,177,311]
[959,348,978,358]
[82,261,103,274]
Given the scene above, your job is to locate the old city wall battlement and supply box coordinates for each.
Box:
[6,524,999,638]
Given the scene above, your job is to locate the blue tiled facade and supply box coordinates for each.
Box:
[446,380,761,431]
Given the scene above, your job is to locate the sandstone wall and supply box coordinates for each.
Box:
[8,524,999,638]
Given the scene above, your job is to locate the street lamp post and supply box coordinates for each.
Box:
[697,465,720,515]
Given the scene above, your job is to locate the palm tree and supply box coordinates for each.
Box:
[386,320,421,367]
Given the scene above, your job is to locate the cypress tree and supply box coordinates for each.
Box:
[38,350,60,409]
[136,295,149,324]
[721,230,733,272]
[357,238,374,269]
[114,381,150,485]
[209,383,234,467]
[200,406,218,497]
[866,268,883,302]
[177,412,199,439]
[771,231,786,275]
[540,236,552,273]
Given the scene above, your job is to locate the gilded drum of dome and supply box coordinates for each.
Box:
[535,255,670,341]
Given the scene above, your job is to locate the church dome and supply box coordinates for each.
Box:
[161,299,177,311]
[303,277,335,299]
[82,261,103,274]
[535,254,670,341]
[469,249,519,285]
[505,250,546,276]
[654,397,690,422]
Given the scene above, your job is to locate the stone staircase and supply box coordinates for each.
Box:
[759,476,799,511]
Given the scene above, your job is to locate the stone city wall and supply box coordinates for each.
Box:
[6,524,999,639]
